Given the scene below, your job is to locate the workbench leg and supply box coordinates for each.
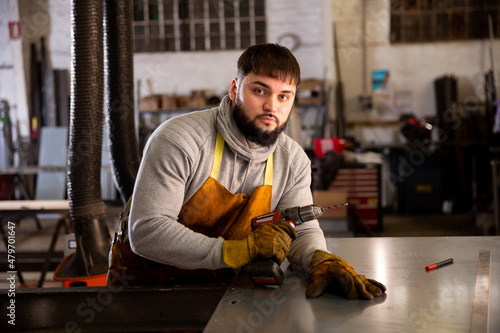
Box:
[37,215,71,288]
[6,175,32,200]
[0,218,25,285]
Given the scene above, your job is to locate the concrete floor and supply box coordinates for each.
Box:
[0,208,495,289]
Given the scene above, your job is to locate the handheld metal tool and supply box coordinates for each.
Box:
[247,203,348,286]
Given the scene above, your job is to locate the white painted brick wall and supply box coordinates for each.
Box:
[268,0,326,81]
[0,1,15,102]
[332,0,500,123]
[135,0,328,97]
[1,0,329,127]
[6,0,497,145]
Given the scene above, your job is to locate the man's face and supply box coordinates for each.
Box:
[229,72,296,146]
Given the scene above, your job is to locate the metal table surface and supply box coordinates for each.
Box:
[205,236,500,333]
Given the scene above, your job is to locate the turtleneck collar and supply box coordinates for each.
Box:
[216,95,279,163]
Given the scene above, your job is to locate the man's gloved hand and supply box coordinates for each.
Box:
[306,250,386,300]
[223,221,297,268]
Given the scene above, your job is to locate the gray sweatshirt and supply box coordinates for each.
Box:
[129,96,328,272]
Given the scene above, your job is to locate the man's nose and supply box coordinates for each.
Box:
[263,97,278,113]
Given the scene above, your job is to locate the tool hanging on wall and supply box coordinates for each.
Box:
[487,14,499,138]
[358,0,372,111]
[333,23,346,138]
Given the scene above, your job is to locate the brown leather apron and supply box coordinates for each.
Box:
[108,131,273,286]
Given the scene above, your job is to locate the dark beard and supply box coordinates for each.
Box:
[233,101,288,147]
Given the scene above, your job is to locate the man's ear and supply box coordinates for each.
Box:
[229,77,238,102]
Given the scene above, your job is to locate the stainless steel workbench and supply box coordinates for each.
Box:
[205,236,500,333]
[1,236,498,332]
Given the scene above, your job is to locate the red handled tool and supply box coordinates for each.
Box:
[246,203,347,286]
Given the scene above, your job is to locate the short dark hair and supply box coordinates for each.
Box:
[237,43,301,86]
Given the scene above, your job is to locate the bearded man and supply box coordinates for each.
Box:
[108,43,386,300]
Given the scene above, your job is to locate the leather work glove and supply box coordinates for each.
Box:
[306,250,386,300]
[223,221,297,268]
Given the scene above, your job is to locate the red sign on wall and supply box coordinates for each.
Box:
[9,21,22,39]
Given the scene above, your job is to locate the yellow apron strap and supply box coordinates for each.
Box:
[120,196,133,232]
[210,131,225,179]
[264,153,273,186]
[210,130,273,186]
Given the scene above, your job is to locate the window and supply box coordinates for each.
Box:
[390,0,499,43]
[133,0,267,52]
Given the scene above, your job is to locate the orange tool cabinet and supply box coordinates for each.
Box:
[328,164,382,233]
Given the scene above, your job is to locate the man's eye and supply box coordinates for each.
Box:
[254,89,265,94]
[279,95,290,101]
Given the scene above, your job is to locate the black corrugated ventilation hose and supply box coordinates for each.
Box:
[104,0,140,205]
[56,0,111,279]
